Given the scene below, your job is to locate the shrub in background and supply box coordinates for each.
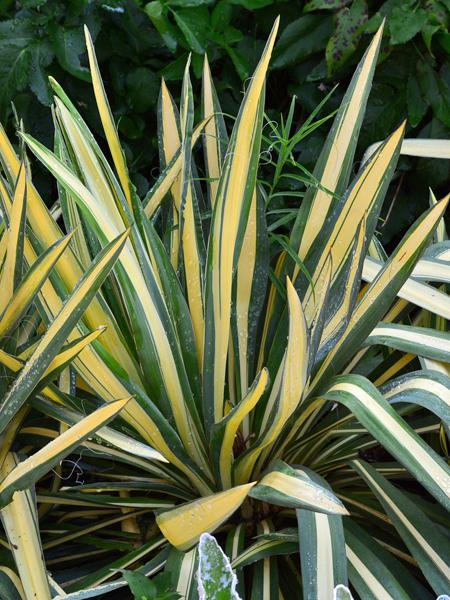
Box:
[0,0,449,235]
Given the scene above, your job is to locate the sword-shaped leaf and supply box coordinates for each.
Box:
[296,470,348,600]
[381,369,450,425]
[290,23,384,263]
[249,461,348,514]
[0,453,50,600]
[352,459,450,595]
[0,164,27,313]
[84,26,132,207]
[313,195,449,388]
[324,375,450,510]
[364,323,450,362]
[0,233,73,340]
[0,398,129,507]
[156,483,255,551]
[0,230,128,434]
[203,19,279,428]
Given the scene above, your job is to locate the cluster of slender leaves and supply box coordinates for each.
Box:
[0,15,449,600]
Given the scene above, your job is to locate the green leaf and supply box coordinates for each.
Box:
[126,68,159,113]
[197,533,240,600]
[171,7,209,54]
[417,60,450,128]
[326,0,369,75]
[211,0,232,31]
[389,6,427,44]
[122,571,157,600]
[0,571,22,600]
[169,0,213,6]
[144,1,178,52]
[53,27,91,82]
[0,19,33,116]
[28,40,54,105]
[230,0,272,7]
[272,15,333,69]
[305,0,350,11]
[407,70,429,127]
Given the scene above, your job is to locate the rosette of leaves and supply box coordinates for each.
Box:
[1,17,450,600]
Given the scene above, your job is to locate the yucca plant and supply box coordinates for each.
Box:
[0,17,449,600]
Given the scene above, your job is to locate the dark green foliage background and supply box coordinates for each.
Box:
[1,0,449,244]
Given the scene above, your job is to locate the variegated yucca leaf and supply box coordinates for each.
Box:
[0,18,449,600]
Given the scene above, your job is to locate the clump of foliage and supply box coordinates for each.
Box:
[0,0,449,209]
[0,16,450,600]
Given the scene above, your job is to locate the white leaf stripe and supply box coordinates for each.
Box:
[345,546,395,600]
[352,460,450,589]
[362,256,450,320]
[365,323,450,361]
[325,377,450,510]
[384,376,450,406]
[381,371,450,424]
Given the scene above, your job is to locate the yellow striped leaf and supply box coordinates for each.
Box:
[0,230,129,434]
[0,163,27,314]
[0,233,73,340]
[290,24,384,263]
[211,368,269,489]
[249,461,348,514]
[203,18,279,428]
[0,454,50,600]
[234,278,308,483]
[156,483,255,551]
[0,398,130,507]
[84,26,132,207]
